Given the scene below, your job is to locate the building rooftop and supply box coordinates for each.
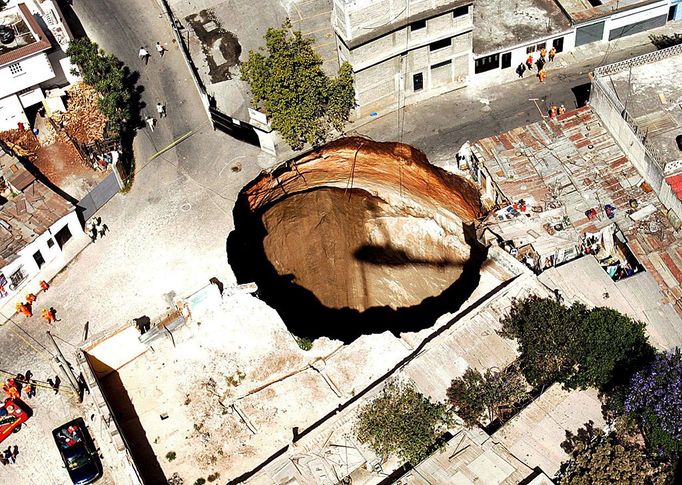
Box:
[0,150,73,267]
[494,383,605,476]
[473,0,572,55]
[554,0,662,23]
[601,50,682,175]
[0,3,51,68]
[473,107,682,317]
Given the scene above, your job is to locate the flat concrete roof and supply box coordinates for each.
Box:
[0,4,51,68]
[605,52,682,170]
[554,0,663,23]
[473,0,572,55]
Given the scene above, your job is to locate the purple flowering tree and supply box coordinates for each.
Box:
[624,349,682,454]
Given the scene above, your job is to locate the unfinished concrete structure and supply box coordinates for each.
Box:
[332,0,473,118]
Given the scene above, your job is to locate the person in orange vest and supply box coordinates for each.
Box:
[16,302,32,317]
[559,104,566,115]
[540,47,547,60]
[525,54,533,70]
[538,69,547,83]
[41,308,56,324]
[549,105,558,118]
[26,293,36,304]
[40,280,49,291]
[549,46,556,62]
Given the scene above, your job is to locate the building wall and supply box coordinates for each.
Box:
[337,5,473,118]
[333,0,462,41]
[0,52,54,99]
[0,209,82,301]
[471,30,575,86]
[0,94,30,131]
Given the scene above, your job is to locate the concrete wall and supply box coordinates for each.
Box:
[0,209,82,301]
[0,52,55,99]
[590,77,682,221]
[339,6,473,118]
[471,30,575,86]
[333,0,462,40]
[0,94,30,131]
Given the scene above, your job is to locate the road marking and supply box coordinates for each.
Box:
[148,130,195,161]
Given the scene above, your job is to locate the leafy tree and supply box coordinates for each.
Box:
[499,296,584,386]
[446,364,528,427]
[556,421,671,485]
[625,349,682,455]
[240,19,355,150]
[500,297,653,390]
[66,38,132,133]
[354,380,452,464]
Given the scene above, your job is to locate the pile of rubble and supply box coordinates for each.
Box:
[51,82,107,144]
[0,128,41,161]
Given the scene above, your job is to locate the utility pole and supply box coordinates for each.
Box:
[46,331,81,401]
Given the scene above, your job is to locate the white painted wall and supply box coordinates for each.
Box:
[0,94,29,131]
[0,52,55,99]
[0,209,82,301]
[604,1,670,40]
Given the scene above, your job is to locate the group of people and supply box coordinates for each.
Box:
[1,446,19,466]
[138,42,166,64]
[87,217,108,243]
[549,104,567,118]
[516,46,557,82]
[2,371,37,400]
[15,281,57,324]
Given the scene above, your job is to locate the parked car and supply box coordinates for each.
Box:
[0,398,31,443]
[52,418,103,485]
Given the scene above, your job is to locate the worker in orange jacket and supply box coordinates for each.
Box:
[40,280,49,292]
[538,69,547,83]
[41,308,56,324]
[26,293,36,304]
[16,302,32,317]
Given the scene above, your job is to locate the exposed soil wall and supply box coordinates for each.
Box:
[227,137,486,342]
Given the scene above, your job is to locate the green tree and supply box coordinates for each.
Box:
[556,421,671,485]
[446,365,529,427]
[354,380,452,464]
[500,297,653,390]
[66,38,132,133]
[240,20,355,150]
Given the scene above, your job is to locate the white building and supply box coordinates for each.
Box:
[0,147,82,301]
[0,1,75,131]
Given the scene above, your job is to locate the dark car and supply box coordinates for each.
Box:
[52,418,103,485]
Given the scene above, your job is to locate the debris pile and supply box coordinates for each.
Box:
[51,82,107,144]
[0,128,41,161]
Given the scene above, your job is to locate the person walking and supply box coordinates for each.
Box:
[11,446,18,463]
[4,448,13,464]
[146,116,156,132]
[40,280,49,292]
[538,69,547,83]
[138,46,150,64]
[156,42,166,57]
[41,307,56,324]
[516,63,526,78]
[25,292,36,304]
[47,376,60,394]
[97,221,108,238]
[156,102,166,118]
[549,46,556,62]
[526,54,533,70]
[540,47,547,61]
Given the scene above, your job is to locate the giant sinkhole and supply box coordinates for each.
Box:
[226,137,487,343]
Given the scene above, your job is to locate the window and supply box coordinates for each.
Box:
[526,45,536,54]
[474,53,500,74]
[536,42,546,51]
[413,72,424,91]
[410,19,426,32]
[9,267,26,289]
[9,63,22,76]
[33,250,45,269]
[453,6,469,18]
[429,38,452,51]
[47,238,55,248]
[431,59,452,70]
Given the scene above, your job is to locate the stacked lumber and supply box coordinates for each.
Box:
[51,82,107,145]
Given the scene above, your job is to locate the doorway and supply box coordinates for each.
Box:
[33,250,45,269]
[501,52,512,69]
[552,37,564,53]
[413,72,424,92]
